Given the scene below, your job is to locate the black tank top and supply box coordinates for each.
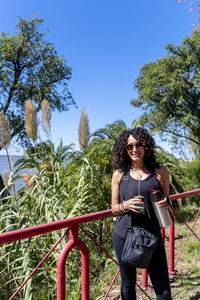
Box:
[113,172,162,239]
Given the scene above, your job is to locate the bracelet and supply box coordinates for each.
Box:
[121,201,129,213]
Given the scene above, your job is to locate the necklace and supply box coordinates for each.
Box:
[130,167,147,180]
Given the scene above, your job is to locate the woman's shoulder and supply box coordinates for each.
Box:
[112,169,124,183]
[155,164,169,180]
[155,164,168,173]
[155,165,170,194]
[155,164,168,174]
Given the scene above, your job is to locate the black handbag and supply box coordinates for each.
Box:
[121,222,159,269]
[121,174,159,269]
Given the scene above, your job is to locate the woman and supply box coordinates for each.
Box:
[111,127,172,300]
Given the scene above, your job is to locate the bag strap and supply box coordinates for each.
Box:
[122,172,133,231]
[165,195,174,210]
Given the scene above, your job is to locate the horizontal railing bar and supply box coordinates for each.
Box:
[0,189,199,245]
[169,189,200,201]
[0,209,113,245]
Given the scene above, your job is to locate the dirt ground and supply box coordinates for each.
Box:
[100,272,200,300]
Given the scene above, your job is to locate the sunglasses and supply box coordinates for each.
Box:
[126,142,143,151]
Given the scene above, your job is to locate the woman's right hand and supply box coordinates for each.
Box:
[124,196,144,213]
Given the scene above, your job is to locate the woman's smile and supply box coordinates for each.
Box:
[126,136,145,162]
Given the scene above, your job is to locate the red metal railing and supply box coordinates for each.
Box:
[141,190,200,289]
[0,189,200,299]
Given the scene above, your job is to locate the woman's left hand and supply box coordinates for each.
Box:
[158,196,169,208]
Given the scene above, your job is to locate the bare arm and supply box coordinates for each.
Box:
[111,170,124,215]
[156,165,170,208]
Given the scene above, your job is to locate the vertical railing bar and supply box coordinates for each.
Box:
[169,211,175,274]
[103,268,120,300]
[57,226,90,300]
[141,269,148,289]
[173,209,200,241]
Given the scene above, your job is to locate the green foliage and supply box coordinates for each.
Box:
[177,156,200,205]
[132,31,200,154]
[0,16,75,148]
[0,121,126,299]
[156,147,185,193]
[0,141,81,299]
[65,120,127,214]
[180,156,200,189]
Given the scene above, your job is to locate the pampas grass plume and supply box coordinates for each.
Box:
[25,100,37,142]
[41,99,51,135]
[0,111,11,149]
[3,170,9,187]
[78,107,90,149]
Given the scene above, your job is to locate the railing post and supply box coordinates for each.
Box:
[141,227,166,289]
[141,269,148,289]
[57,226,90,300]
[160,228,165,244]
[168,211,176,274]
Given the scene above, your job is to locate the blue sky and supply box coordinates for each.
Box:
[0,0,197,155]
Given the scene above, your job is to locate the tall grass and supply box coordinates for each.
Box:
[0,142,88,298]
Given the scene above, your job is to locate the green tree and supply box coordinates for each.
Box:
[156,146,186,206]
[181,156,200,191]
[0,16,75,148]
[132,31,200,153]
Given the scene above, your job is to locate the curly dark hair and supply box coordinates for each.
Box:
[112,127,159,173]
